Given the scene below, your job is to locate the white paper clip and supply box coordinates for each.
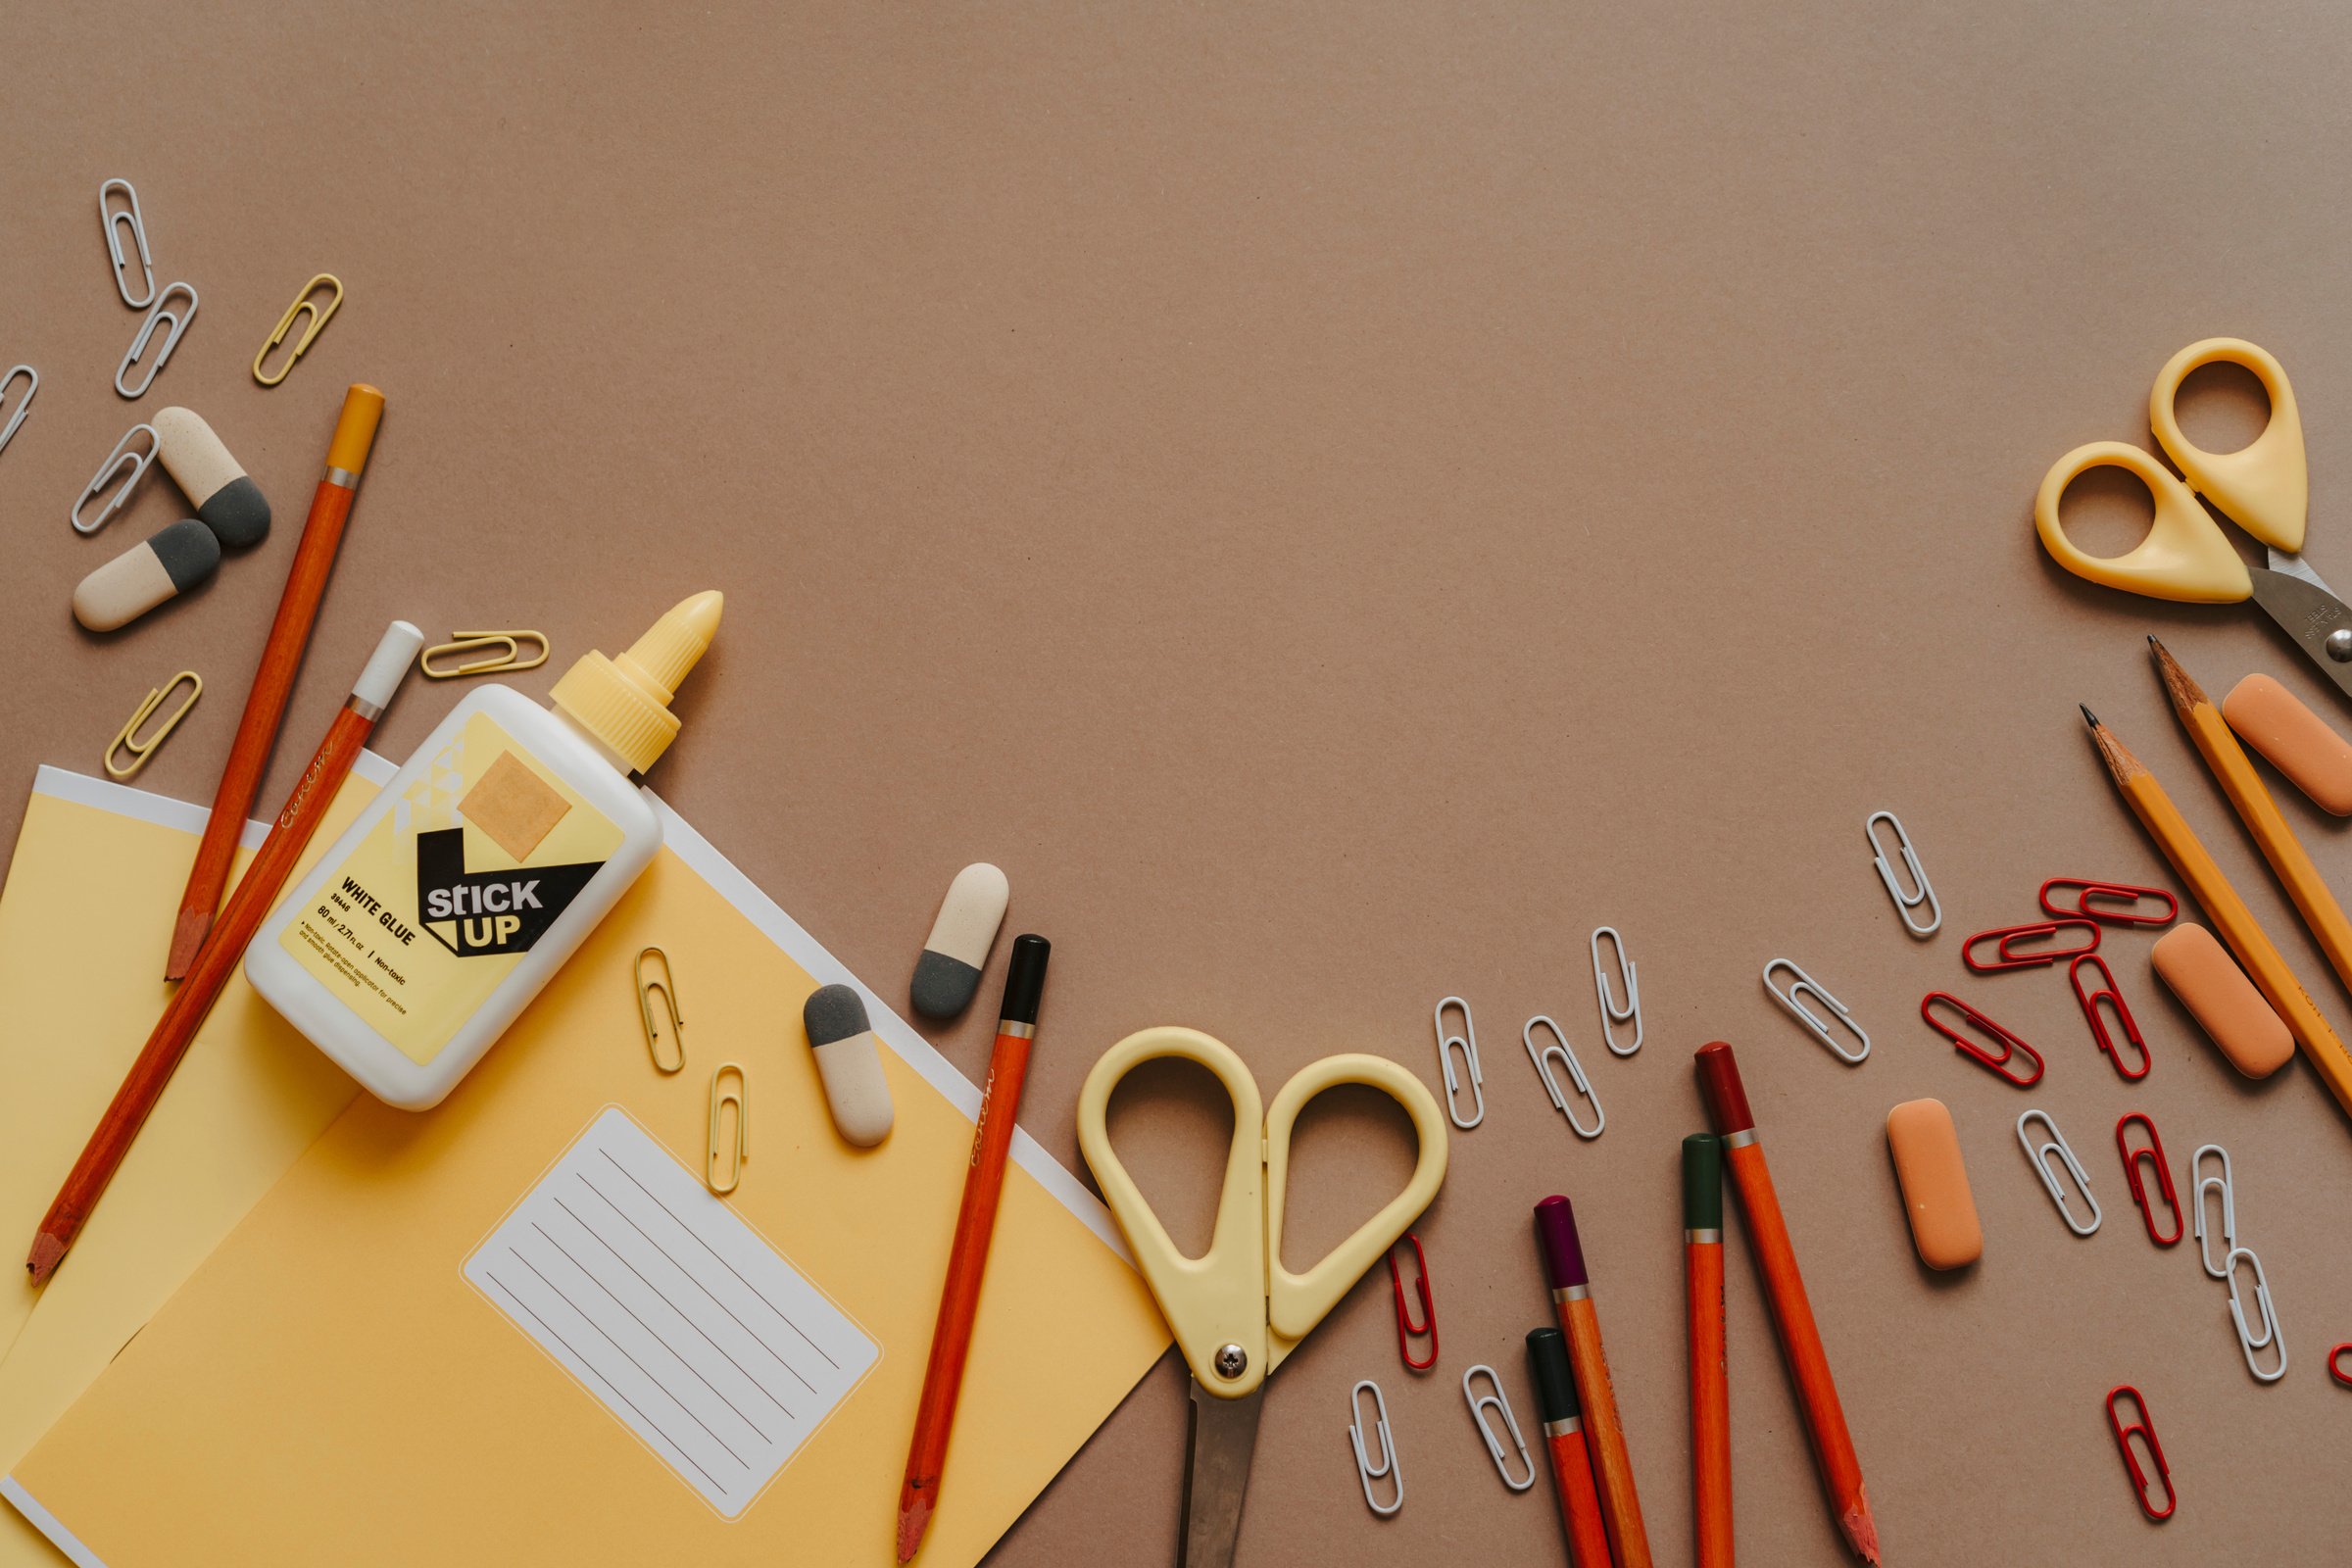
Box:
[1762,959,1869,1063]
[115,281,198,399]
[1348,1379,1402,1517]
[2016,1108,2100,1237]
[100,178,157,309]
[2224,1246,2285,1383]
[1435,996,1484,1130]
[1522,1015,1604,1139]
[1866,809,1940,937]
[2192,1144,2235,1281]
[1461,1364,1535,1492]
[1591,926,1642,1055]
[72,422,161,535]
[0,365,35,459]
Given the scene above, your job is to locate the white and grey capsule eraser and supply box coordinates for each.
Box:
[153,407,270,548]
[803,983,893,1147]
[910,862,1009,1019]
[73,517,220,631]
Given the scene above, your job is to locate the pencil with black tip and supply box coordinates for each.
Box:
[1694,1041,1878,1564]
[897,934,1051,1561]
[1527,1326,1613,1568]
[1535,1195,1652,1568]
[1686,1132,1733,1567]
[2082,702,2352,1115]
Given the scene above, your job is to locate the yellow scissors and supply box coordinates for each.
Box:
[1077,1027,1447,1568]
[2035,338,2352,698]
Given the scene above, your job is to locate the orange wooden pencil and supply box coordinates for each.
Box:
[2145,643,2352,1113]
[166,383,383,977]
[1685,1132,1733,1567]
[1527,1326,1614,1568]
[29,621,423,1286]
[2082,703,2352,1117]
[896,934,1050,1561]
[1694,1041,1878,1565]
[1536,1194,1652,1568]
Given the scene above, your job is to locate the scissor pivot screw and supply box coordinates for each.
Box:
[2327,628,2352,662]
[1213,1344,1248,1378]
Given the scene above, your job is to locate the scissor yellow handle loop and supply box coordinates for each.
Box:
[1077,1027,1270,1395]
[2149,338,2307,554]
[1263,1054,1446,1373]
[2035,441,2251,604]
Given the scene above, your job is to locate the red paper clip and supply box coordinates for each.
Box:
[1388,1233,1437,1372]
[1961,918,2101,972]
[2040,878,2179,928]
[2071,954,2151,1080]
[2106,1386,2175,1521]
[2116,1113,2183,1247]
[2330,1344,2352,1389]
[1919,994,2046,1086]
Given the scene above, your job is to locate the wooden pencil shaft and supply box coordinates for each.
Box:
[2104,739,2352,1113]
[167,476,358,975]
[1688,1238,1733,1568]
[1553,1291,1653,1568]
[900,1031,1035,1496]
[1544,1428,1615,1568]
[2164,686,2352,1105]
[1721,1141,1866,1523]
[35,704,369,1276]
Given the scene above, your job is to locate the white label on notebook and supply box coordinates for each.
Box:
[463,1106,878,1518]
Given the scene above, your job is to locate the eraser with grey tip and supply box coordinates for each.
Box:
[153,407,270,548]
[73,517,220,631]
[910,862,1009,1018]
[803,983,893,1147]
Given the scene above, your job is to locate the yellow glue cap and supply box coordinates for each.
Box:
[549,590,722,772]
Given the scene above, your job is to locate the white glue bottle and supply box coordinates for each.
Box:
[248,591,723,1108]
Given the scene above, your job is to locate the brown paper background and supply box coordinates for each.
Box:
[3,3,2349,1561]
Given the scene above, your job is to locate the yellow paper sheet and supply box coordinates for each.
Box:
[6,799,1168,1566]
[0,763,387,1568]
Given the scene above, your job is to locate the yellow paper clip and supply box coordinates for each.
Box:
[418,630,550,680]
[636,946,685,1074]
[708,1063,748,1195]
[252,273,343,387]
[104,671,201,780]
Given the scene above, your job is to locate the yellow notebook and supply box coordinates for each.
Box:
[0,763,389,1568]
[4,794,1167,1567]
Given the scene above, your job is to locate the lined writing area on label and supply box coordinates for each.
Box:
[463,1107,878,1517]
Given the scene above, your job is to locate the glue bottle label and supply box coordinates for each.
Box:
[274,710,624,1064]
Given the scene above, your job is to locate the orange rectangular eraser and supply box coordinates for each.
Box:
[2152,922,2296,1077]
[1886,1098,1981,1269]
[2222,673,2352,815]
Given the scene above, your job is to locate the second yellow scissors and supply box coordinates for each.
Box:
[1077,1027,1447,1568]
[2035,338,2352,698]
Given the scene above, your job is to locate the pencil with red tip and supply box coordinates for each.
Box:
[1685,1132,1734,1567]
[896,934,1050,1562]
[1536,1195,1653,1568]
[1695,1040,1879,1564]
[1527,1326,1613,1568]
[29,620,424,1286]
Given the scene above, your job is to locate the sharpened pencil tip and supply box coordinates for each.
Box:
[25,1231,63,1287]
[2081,705,2100,728]
[896,1496,933,1563]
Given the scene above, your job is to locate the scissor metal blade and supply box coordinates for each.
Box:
[2248,562,2352,705]
[1176,1378,1264,1568]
